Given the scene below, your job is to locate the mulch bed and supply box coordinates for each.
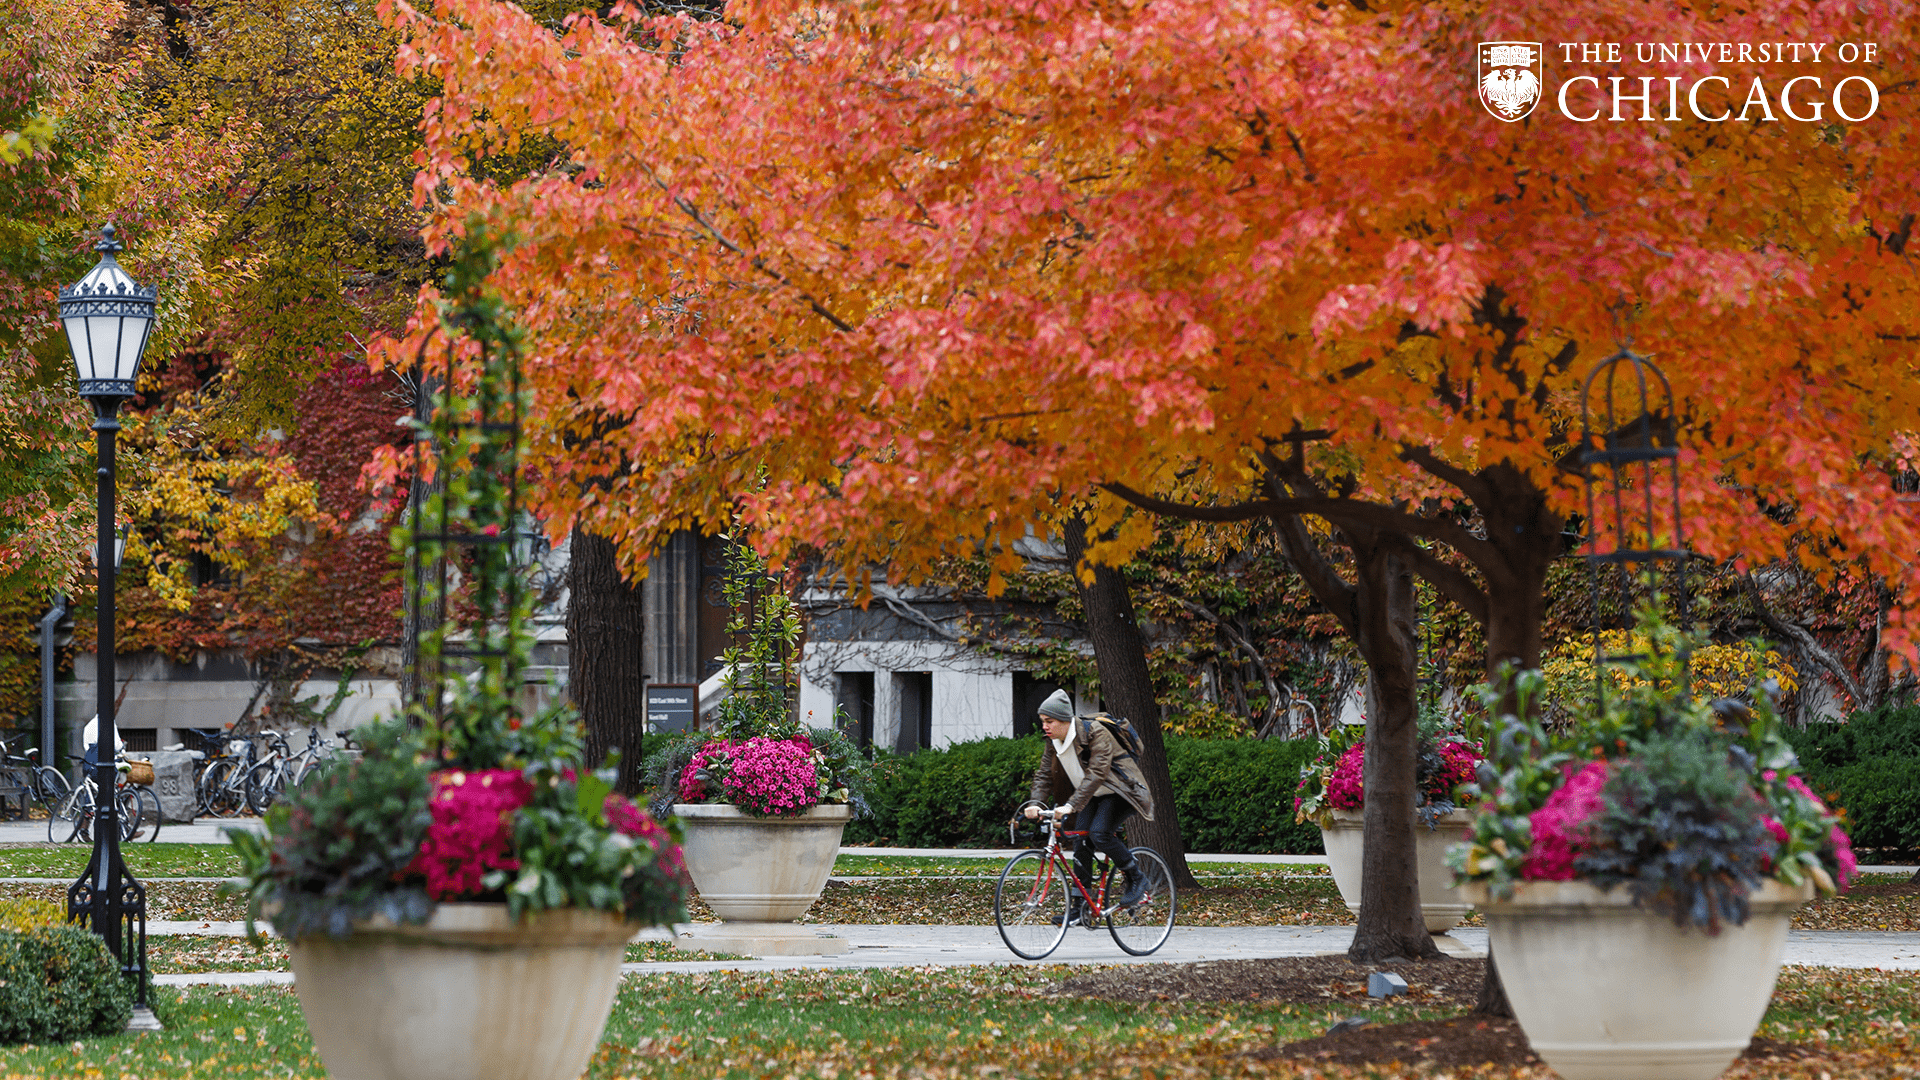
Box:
[1048,954,1484,1009]
[1049,955,1830,1069]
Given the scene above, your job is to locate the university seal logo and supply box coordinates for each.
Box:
[1478,41,1543,121]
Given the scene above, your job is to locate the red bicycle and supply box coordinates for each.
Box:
[994,799,1176,959]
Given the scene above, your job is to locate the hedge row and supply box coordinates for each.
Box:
[0,925,133,1044]
[842,734,1325,854]
[1785,704,1920,856]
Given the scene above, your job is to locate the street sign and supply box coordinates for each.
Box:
[645,683,698,734]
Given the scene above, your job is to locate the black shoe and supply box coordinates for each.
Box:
[1114,865,1148,907]
[1054,904,1085,927]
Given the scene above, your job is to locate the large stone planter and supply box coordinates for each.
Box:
[1463,878,1814,1080]
[287,902,634,1080]
[1321,808,1475,932]
[673,802,851,955]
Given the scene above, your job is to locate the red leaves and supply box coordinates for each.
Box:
[375,0,1920,655]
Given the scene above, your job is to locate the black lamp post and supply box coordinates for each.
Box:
[57,224,159,1030]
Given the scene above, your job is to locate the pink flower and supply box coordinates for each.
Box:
[1312,738,1484,811]
[408,768,534,899]
[1325,744,1366,810]
[1522,761,1609,881]
[677,743,727,803]
[678,736,823,816]
[721,736,821,816]
[1785,774,1826,811]
[605,794,685,879]
[1830,824,1856,890]
[1759,816,1790,871]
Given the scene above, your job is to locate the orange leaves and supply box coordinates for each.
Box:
[378,0,1920,644]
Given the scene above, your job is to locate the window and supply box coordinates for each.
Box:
[833,671,875,750]
[892,671,933,753]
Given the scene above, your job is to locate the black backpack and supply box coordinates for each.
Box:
[1078,713,1142,760]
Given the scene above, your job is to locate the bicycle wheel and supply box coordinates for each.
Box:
[1108,847,1176,955]
[48,782,93,844]
[32,766,69,815]
[244,761,282,814]
[200,759,240,817]
[119,785,161,842]
[995,851,1071,960]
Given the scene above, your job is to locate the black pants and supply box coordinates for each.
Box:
[1071,794,1136,903]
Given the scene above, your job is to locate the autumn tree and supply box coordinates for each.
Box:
[382,0,1920,980]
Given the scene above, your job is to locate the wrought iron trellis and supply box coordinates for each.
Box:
[1578,348,1691,704]
[406,251,528,722]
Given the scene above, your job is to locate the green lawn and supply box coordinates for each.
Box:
[0,843,246,879]
[0,964,1912,1079]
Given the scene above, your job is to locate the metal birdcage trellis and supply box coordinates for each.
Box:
[406,246,528,723]
[1579,348,1691,704]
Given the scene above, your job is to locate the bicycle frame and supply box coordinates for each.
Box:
[1028,817,1115,922]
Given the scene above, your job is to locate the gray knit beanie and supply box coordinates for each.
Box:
[1036,689,1074,721]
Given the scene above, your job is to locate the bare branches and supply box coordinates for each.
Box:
[1742,570,1866,708]
[643,168,858,333]
[1163,594,1283,728]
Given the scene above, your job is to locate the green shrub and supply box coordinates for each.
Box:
[1786,705,1920,855]
[1164,736,1324,855]
[841,733,1326,854]
[0,926,133,1044]
[843,736,1046,848]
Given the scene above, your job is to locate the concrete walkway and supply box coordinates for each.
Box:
[148,922,1920,986]
[10,830,1916,984]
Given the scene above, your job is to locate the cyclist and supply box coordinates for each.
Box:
[1021,690,1155,924]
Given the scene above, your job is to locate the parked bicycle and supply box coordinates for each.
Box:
[993,800,1176,959]
[244,725,341,813]
[47,755,160,844]
[0,733,70,820]
[196,728,282,817]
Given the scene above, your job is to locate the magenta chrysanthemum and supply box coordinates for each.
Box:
[1522,760,1609,881]
[721,736,820,816]
[605,793,685,879]
[409,768,533,899]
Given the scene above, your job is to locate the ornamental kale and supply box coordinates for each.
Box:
[1572,730,1770,934]
[1450,606,1855,934]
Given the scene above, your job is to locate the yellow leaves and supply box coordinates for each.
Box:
[1539,631,1799,715]
[118,406,319,612]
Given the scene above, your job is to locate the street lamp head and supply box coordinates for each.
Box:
[58,224,156,409]
[90,526,127,574]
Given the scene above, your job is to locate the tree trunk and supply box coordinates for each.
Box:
[567,527,647,793]
[1062,515,1200,891]
[1266,513,1436,962]
[1348,544,1439,963]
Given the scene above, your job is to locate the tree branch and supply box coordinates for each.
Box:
[1271,512,1360,640]
[1741,571,1865,708]
[1399,444,1492,506]
[640,170,858,333]
[1162,595,1283,726]
[1382,534,1490,628]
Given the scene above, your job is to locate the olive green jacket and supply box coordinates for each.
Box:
[1028,717,1155,821]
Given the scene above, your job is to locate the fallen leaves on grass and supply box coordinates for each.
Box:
[1797,879,1920,932]
[149,935,286,974]
[0,880,246,922]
